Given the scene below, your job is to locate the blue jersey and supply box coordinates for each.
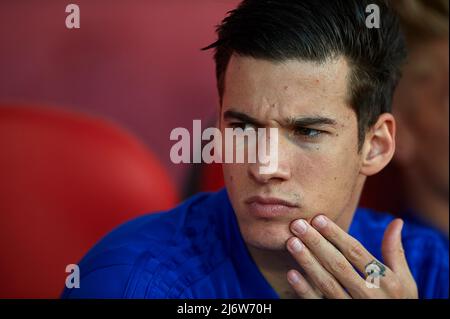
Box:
[62,189,449,299]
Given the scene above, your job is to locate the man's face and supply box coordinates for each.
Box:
[220,54,366,251]
[394,38,449,197]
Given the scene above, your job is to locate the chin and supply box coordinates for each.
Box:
[238,219,292,251]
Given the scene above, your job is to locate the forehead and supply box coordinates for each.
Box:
[222,54,352,119]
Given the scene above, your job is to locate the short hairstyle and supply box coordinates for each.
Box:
[204,0,407,149]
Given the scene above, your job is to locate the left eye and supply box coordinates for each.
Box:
[294,127,322,137]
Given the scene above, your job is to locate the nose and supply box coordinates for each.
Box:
[248,133,291,184]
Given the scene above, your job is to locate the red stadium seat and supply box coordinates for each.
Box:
[199,162,225,193]
[0,105,179,298]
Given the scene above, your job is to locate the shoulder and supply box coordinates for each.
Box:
[351,207,449,298]
[62,190,231,298]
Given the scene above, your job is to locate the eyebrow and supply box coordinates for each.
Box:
[223,109,338,129]
[286,116,338,128]
[223,110,264,127]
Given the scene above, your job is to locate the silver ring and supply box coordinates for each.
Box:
[364,259,386,279]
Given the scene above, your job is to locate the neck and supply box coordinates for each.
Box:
[247,246,302,298]
[404,173,449,237]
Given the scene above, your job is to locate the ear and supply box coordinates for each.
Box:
[360,113,396,177]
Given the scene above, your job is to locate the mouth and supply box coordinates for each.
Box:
[245,195,299,218]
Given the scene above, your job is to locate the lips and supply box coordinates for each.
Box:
[245,195,298,218]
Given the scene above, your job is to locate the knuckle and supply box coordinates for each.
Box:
[347,241,364,262]
[385,277,402,296]
[309,235,321,247]
[318,279,337,295]
[386,278,402,292]
[326,226,339,240]
[299,253,314,269]
[330,257,348,273]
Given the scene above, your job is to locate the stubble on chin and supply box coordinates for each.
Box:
[239,219,293,251]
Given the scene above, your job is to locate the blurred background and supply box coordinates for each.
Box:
[0,0,239,186]
[0,0,239,298]
[0,0,447,298]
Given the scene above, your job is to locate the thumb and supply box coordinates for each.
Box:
[382,218,408,275]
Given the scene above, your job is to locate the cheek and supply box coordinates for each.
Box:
[292,143,360,214]
[222,163,250,201]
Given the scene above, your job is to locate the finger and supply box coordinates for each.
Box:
[290,218,367,296]
[287,237,351,299]
[287,269,321,299]
[382,219,414,282]
[310,215,392,277]
[310,215,413,298]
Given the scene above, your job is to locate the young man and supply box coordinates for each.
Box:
[62,0,448,299]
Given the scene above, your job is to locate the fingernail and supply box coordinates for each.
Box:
[289,238,303,252]
[287,270,301,284]
[292,219,307,235]
[313,215,327,228]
